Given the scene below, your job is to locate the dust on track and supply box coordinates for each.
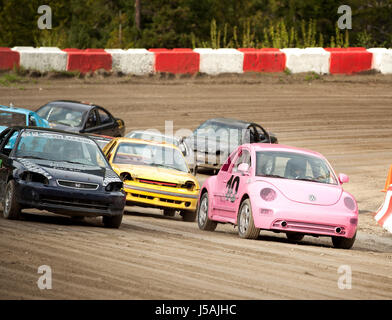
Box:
[0,74,391,299]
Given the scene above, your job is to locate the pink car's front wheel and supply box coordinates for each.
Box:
[197,192,217,231]
[238,199,260,240]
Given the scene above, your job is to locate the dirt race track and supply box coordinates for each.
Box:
[0,73,392,299]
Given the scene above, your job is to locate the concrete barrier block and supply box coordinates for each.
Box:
[65,48,112,73]
[12,47,67,72]
[325,47,372,74]
[149,48,200,74]
[281,48,330,74]
[238,48,286,72]
[0,47,20,70]
[368,48,392,74]
[193,48,244,75]
[105,48,154,75]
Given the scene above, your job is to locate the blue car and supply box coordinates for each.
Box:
[0,105,49,134]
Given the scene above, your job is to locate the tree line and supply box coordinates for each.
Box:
[0,0,391,49]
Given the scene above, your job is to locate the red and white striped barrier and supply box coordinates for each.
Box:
[1,47,392,75]
[375,185,392,233]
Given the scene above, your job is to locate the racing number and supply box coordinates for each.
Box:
[225,175,240,203]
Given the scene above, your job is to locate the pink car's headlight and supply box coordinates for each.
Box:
[260,188,277,201]
[344,197,356,211]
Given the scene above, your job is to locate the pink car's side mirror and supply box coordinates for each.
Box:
[338,173,349,184]
[238,163,250,175]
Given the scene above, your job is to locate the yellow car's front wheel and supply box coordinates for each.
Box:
[163,208,176,217]
[181,210,196,222]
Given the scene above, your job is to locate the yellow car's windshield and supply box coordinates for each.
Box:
[113,142,189,172]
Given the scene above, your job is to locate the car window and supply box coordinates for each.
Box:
[29,115,37,127]
[1,130,19,156]
[232,149,251,173]
[221,150,237,172]
[97,108,112,125]
[255,151,338,184]
[37,105,84,128]
[0,111,26,127]
[85,110,98,129]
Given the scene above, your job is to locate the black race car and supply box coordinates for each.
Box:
[181,118,278,174]
[0,127,125,228]
[36,100,125,137]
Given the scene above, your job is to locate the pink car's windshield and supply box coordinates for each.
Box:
[255,151,338,185]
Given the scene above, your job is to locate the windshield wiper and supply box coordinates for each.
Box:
[18,155,48,161]
[260,174,287,179]
[295,178,323,183]
[150,163,182,171]
[58,160,88,166]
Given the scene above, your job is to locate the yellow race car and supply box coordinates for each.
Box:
[103,137,199,221]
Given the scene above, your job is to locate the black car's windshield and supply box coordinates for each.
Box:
[37,105,84,128]
[113,142,188,172]
[194,121,244,144]
[0,111,26,127]
[15,131,108,168]
[256,151,338,185]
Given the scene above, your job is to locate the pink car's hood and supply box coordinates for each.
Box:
[257,178,343,206]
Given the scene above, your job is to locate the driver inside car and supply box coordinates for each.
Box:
[285,158,306,179]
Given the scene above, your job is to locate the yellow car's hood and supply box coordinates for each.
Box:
[113,163,198,186]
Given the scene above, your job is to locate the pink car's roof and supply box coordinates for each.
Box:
[247,143,325,159]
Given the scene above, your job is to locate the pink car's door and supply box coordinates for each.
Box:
[213,149,238,218]
[214,147,252,219]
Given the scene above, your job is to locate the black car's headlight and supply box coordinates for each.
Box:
[119,172,133,182]
[20,172,49,185]
[105,182,123,192]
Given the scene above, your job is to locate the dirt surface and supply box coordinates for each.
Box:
[0,73,392,299]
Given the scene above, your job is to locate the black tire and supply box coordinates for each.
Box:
[181,210,197,222]
[102,214,123,228]
[2,180,21,220]
[237,199,259,239]
[286,232,305,242]
[332,231,356,249]
[197,192,217,231]
[163,208,176,217]
[71,216,84,221]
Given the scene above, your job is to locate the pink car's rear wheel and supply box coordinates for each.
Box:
[286,232,305,242]
[332,231,356,249]
[197,192,217,231]
[238,199,259,239]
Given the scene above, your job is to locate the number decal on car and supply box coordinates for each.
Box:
[225,175,240,203]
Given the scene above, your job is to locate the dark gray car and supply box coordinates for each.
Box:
[181,118,278,174]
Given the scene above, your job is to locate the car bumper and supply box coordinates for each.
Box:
[16,180,125,217]
[123,183,198,211]
[251,200,358,239]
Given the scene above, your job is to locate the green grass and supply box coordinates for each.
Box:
[0,73,23,86]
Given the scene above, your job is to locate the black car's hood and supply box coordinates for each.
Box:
[16,158,120,186]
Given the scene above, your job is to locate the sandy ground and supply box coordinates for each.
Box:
[0,73,391,299]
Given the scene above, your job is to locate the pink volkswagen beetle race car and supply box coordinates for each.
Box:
[197,143,358,249]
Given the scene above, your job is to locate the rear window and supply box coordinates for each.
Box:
[0,111,26,127]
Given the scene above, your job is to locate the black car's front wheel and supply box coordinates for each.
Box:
[102,214,123,228]
[2,180,21,220]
